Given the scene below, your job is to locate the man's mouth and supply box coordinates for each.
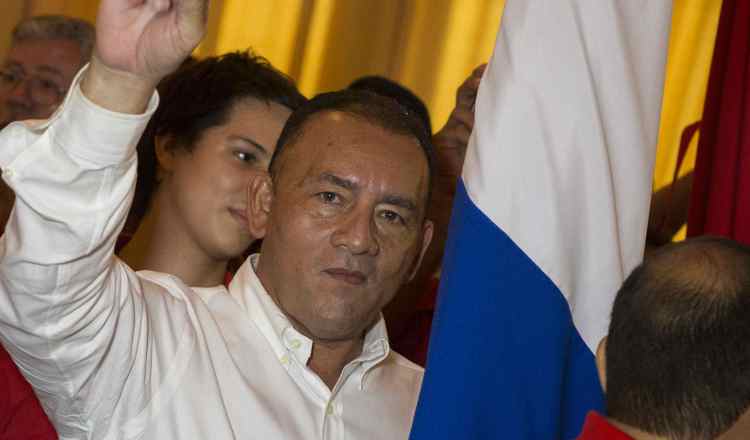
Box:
[323,268,367,285]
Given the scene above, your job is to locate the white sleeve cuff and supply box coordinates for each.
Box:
[51,64,160,167]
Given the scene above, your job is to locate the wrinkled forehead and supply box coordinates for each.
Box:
[6,38,84,76]
[282,111,431,203]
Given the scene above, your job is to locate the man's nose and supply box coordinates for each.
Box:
[331,207,379,256]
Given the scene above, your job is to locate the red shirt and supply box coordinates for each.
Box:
[0,345,57,440]
[576,412,633,440]
[390,278,439,367]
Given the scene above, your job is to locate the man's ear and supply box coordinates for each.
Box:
[596,337,608,392]
[407,219,435,282]
[154,134,178,174]
[246,171,274,239]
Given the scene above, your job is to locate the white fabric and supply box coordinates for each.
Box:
[0,68,423,440]
[465,0,672,351]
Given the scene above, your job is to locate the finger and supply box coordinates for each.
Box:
[472,63,488,78]
[175,0,210,41]
[435,121,472,150]
[456,68,485,107]
[450,107,474,130]
[178,0,210,23]
[149,0,171,12]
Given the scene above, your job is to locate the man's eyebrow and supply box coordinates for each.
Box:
[319,172,357,191]
[381,195,417,212]
[4,61,23,72]
[34,65,64,79]
[230,135,269,155]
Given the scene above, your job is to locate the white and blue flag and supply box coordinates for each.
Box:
[410,1,672,438]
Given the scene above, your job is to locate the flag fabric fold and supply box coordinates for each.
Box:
[410,1,672,439]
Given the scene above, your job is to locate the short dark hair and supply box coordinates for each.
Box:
[348,76,432,134]
[605,236,750,439]
[130,51,306,226]
[268,89,434,205]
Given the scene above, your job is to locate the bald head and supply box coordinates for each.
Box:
[604,237,750,440]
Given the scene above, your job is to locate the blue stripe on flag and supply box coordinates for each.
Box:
[410,179,603,440]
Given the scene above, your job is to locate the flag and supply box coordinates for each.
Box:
[410,1,672,439]
[688,0,750,245]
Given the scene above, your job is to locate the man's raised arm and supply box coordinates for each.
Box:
[0,0,206,436]
[84,0,207,113]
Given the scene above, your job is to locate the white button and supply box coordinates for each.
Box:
[326,404,334,415]
[280,354,289,365]
[3,168,14,179]
[289,339,301,349]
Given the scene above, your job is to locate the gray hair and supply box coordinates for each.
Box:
[12,15,95,66]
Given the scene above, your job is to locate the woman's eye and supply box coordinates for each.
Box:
[234,151,257,163]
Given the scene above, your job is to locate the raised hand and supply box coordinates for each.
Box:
[82,0,209,113]
[95,0,208,83]
[432,63,487,176]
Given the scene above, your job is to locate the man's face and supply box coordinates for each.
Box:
[0,38,83,128]
[255,111,433,342]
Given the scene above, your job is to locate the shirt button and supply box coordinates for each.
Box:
[326,403,334,415]
[280,354,289,365]
[289,339,301,349]
[3,168,14,179]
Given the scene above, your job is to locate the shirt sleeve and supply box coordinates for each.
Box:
[0,65,159,435]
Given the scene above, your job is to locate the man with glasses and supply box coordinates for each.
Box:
[0,14,93,440]
[0,15,93,229]
[0,15,94,129]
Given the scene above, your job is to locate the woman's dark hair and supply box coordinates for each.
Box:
[129,51,307,228]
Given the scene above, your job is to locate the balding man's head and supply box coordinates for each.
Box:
[601,237,750,440]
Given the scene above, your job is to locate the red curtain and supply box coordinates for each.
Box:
[688,0,750,243]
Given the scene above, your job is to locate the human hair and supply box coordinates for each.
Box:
[268,89,434,205]
[605,236,750,440]
[348,75,432,134]
[12,15,95,65]
[129,50,306,226]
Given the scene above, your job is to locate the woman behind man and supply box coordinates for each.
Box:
[0,49,305,438]
[119,50,306,286]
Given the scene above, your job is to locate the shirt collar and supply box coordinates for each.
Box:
[229,254,391,373]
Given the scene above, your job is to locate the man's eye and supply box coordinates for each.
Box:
[37,78,59,92]
[318,192,340,204]
[0,70,19,84]
[380,210,405,225]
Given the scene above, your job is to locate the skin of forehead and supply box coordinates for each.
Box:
[277,110,429,196]
[7,38,84,80]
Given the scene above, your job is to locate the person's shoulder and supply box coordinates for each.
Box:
[372,349,424,393]
[387,349,425,375]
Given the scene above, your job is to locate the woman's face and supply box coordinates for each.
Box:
[161,98,291,261]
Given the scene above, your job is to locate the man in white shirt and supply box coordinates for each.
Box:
[0,0,432,439]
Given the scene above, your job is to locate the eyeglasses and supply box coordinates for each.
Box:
[0,67,67,105]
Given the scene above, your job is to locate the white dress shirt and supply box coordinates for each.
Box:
[0,69,423,440]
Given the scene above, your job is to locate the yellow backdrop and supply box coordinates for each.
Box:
[1,0,723,186]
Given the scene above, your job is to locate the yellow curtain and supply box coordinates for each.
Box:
[1,0,722,170]
[654,0,722,190]
[194,0,503,129]
[25,0,99,22]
